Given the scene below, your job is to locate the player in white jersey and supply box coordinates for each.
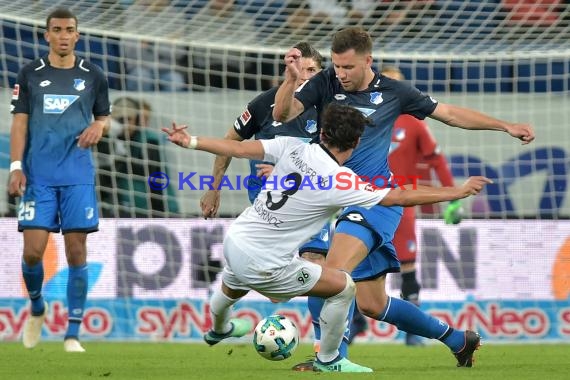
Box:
[162,104,491,372]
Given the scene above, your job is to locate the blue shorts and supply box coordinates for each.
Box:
[336,205,403,281]
[17,184,99,234]
[298,220,334,255]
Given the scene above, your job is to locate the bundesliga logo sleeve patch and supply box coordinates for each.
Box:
[12,84,20,100]
[239,109,251,125]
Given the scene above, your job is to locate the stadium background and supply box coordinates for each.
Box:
[0,0,569,344]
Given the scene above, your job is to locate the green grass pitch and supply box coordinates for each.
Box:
[1,342,568,379]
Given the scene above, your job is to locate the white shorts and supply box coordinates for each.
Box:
[222,234,322,302]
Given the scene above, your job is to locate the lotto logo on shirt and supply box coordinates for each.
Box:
[43,94,79,114]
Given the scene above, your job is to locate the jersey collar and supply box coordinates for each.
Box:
[368,71,382,90]
[44,54,79,68]
[318,143,339,165]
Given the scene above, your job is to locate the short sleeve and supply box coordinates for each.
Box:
[396,80,438,120]
[11,70,30,114]
[260,137,302,164]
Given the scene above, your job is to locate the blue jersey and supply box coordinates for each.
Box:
[295,67,437,185]
[11,55,110,186]
[234,86,319,202]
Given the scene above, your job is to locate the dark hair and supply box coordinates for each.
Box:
[294,41,324,69]
[46,8,78,30]
[331,27,372,55]
[320,104,368,152]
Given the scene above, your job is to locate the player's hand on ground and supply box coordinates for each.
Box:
[459,176,493,198]
[505,123,535,145]
[162,122,190,148]
[283,47,302,82]
[200,190,220,219]
[255,163,274,179]
[76,121,105,148]
[8,170,26,197]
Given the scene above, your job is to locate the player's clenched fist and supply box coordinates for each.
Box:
[283,47,302,81]
[505,122,535,145]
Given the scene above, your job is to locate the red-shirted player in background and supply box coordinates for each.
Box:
[348,66,464,346]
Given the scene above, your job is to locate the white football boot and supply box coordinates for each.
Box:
[64,338,86,353]
[23,301,48,349]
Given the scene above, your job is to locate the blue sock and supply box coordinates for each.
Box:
[307,295,323,345]
[379,296,465,352]
[65,264,88,339]
[22,261,45,316]
[308,295,351,358]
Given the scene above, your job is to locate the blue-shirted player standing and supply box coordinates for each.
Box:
[273,27,535,368]
[8,8,111,353]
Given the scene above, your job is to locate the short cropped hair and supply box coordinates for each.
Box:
[320,104,369,152]
[294,42,324,69]
[331,27,372,56]
[46,8,78,30]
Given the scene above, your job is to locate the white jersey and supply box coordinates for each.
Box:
[227,137,390,270]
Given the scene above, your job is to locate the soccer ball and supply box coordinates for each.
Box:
[253,315,299,361]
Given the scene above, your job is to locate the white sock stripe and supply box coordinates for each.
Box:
[437,326,451,340]
[379,296,392,321]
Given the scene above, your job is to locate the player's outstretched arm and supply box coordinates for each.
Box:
[162,122,265,160]
[379,176,493,207]
[430,103,535,145]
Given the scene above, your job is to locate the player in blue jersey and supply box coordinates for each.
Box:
[8,8,110,353]
[273,27,535,368]
[199,42,355,366]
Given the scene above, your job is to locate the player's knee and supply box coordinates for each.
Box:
[22,250,43,266]
[357,302,385,319]
[23,244,46,265]
[332,271,355,302]
[356,291,389,318]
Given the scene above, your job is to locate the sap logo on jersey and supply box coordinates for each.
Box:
[43,94,79,114]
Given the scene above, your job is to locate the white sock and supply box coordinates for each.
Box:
[317,272,355,363]
[209,286,239,334]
